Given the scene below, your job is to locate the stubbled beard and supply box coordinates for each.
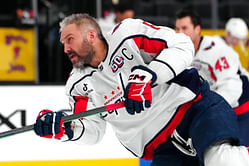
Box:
[71,40,94,70]
[72,50,94,70]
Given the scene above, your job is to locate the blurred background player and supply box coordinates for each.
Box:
[175,9,249,146]
[225,18,249,71]
[225,18,248,47]
[98,0,135,38]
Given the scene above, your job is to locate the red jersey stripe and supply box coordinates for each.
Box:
[234,100,249,115]
[74,96,89,114]
[133,36,167,55]
[208,65,217,82]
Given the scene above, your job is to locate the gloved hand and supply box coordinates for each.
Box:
[34,109,73,141]
[124,65,157,115]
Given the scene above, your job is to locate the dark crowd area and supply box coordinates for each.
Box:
[0,0,248,84]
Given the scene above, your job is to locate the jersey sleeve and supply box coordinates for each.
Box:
[119,19,194,84]
[65,72,107,145]
[68,95,106,145]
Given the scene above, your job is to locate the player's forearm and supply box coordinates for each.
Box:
[71,117,106,145]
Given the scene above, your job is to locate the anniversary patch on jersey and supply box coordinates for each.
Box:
[111,55,124,73]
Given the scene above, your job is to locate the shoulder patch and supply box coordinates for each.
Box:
[69,70,96,95]
[204,41,215,51]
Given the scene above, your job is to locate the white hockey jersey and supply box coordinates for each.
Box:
[192,36,249,113]
[65,18,198,160]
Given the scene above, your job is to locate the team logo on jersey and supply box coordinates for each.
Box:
[204,41,215,50]
[111,55,124,73]
[170,130,197,156]
[101,86,124,118]
[103,86,123,105]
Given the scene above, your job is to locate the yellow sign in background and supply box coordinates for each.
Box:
[0,28,248,81]
[0,28,35,81]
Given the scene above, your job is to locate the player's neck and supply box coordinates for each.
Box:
[194,36,201,53]
[90,39,107,67]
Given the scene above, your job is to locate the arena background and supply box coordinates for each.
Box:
[0,0,248,166]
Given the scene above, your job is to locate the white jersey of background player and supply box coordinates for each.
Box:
[192,35,249,146]
[175,9,249,147]
[192,35,243,106]
[34,14,249,166]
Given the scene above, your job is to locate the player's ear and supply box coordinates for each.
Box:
[195,25,201,35]
[87,29,97,44]
[226,31,232,38]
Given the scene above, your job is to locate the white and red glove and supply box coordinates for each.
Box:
[34,109,73,141]
[124,65,157,115]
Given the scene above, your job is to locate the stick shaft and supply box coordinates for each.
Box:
[0,101,125,138]
[0,124,34,138]
[62,101,125,122]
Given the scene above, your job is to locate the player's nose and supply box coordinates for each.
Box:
[64,44,72,53]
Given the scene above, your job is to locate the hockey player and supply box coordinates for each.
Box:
[34,13,249,166]
[175,9,249,146]
[97,0,135,38]
[224,17,248,47]
[225,18,249,71]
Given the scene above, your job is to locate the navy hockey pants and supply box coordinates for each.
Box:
[151,81,240,166]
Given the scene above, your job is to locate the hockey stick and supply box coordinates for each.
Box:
[0,101,125,139]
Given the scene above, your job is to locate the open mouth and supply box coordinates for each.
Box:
[68,53,79,64]
[68,53,75,59]
[69,52,78,59]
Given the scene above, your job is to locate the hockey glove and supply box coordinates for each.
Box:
[34,109,73,141]
[124,65,157,115]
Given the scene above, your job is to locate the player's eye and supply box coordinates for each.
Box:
[182,27,187,30]
[67,37,73,43]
